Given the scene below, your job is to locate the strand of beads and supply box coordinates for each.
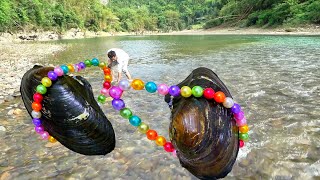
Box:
[30,58,102,143]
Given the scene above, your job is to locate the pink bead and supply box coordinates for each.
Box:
[236,117,247,127]
[234,111,245,121]
[239,140,245,148]
[41,131,50,140]
[109,86,123,99]
[157,84,169,95]
[172,150,177,157]
[54,67,64,76]
[100,88,109,96]
[164,142,175,152]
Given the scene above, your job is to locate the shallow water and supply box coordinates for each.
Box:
[1,35,320,179]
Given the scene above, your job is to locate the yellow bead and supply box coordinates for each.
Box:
[99,62,106,68]
[48,136,57,143]
[104,74,112,82]
[239,125,249,133]
[41,77,52,87]
[67,64,75,72]
[138,122,149,133]
[180,86,192,97]
[131,79,144,90]
[155,136,166,146]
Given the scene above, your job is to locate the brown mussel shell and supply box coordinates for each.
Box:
[166,67,239,179]
[20,65,115,155]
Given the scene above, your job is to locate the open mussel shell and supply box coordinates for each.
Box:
[166,67,239,179]
[20,65,115,155]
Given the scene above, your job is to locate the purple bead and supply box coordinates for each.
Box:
[112,99,125,110]
[32,118,42,126]
[47,71,58,81]
[35,125,44,134]
[78,62,86,69]
[109,86,123,99]
[234,111,245,120]
[41,131,49,139]
[169,85,181,97]
[231,103,241,114]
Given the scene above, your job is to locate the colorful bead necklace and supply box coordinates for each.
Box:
[30,58,249,156]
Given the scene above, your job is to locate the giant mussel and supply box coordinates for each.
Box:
[21,66,239,179]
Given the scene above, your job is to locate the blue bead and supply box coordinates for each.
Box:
[91,58,99,66]
[32,118,42,126]
[129,115,141,126]
[60,65,69,74]
[145,82,157,93]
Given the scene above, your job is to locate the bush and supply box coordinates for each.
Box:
[203,18,223,29]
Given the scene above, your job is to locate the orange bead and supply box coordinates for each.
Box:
[213,91,226,103]
[104,74,112,82]
[155,136,166,146]
[32,102,42,111]
[48,136,57,143]
[103,67,111,75]
[131,79,144,90]
[67,64,75,72]
[239,125,249,133]
[146,129,158,140]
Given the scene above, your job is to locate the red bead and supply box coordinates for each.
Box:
[103,81,111,89]
[163,142,175,152]
[32,102,42,111]
[213,91,226,103]
[146,130,158,140]
[33,93,43,103]
[203,88,215,99]
[103,67,111,75]
[239,140,245,148]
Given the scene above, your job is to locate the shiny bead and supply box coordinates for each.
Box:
[236,117,247,127]
[120,108,132,119]
[213,91,226,103]
[41,77,52,87]
[164,142,175,152]
[239,133,249,141]
[203,88,215,99]
[31,110,41,118]
[103,67,111,75]
[67,64,75,72]
[239,125,249,133]
[129,115,141,126]
[131,79,145,90]
[32,102,42,111]
[223,97,234,108]
[36,84,47,94]
[145,82,157,93]
[32,118,42,126]
[91,58,99,66]
[138,122,149,133]
[231,103,241,114]
[97,94,107,104]
[112,99,125,110]
[99,62,106,68]
[33,93,43,103]
[84,59,91,67]
[60,65,69,74]
[100,88,109,96]
[78,62,86,69]
[48,136,57,143]
[234,111,245,121]
[172,150,177,157]
[35,125,44,134]
[155,136,166,146]
[74,64,80,72]
[146,130,158,140]
[54,67,64,76]
[239,140,245,148]
[180,86,192,97]
[109,86,123,99]
[169,85,180,97]
[47,71,58,81]
[191,86,203,97]
[104,74,112,82]
[41,131,49,140]
[119,79,131,91]
[157,84,169,95]
[103,81,111,89]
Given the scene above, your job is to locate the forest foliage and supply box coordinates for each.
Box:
[0,0,319,33]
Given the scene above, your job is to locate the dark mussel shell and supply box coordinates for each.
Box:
[20,65,115,155]
[166,67,239,180]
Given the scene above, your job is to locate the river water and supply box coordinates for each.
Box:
[1,35,320,179]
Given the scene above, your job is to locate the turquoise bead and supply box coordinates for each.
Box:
[91,58,99,66]
[129,115,141,126]
[60,65,69,74]
[145,82,157,93]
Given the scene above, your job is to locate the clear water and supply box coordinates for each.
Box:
[1,35,320,179]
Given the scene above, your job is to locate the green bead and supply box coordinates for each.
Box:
[36,84,47,94]
[138,122,149,133]
[120,108,132,119]
[84,59,91,67]
[239,133,249,141]
[97,94,106,104]
[192,86,203,97]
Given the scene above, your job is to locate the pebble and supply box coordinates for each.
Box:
[0,126,6,131]
[7,109,14,116]
[13,109,23,115]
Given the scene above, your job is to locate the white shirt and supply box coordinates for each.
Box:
[107,48,130,72]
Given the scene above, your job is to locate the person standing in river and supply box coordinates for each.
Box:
[107,48,133,84]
